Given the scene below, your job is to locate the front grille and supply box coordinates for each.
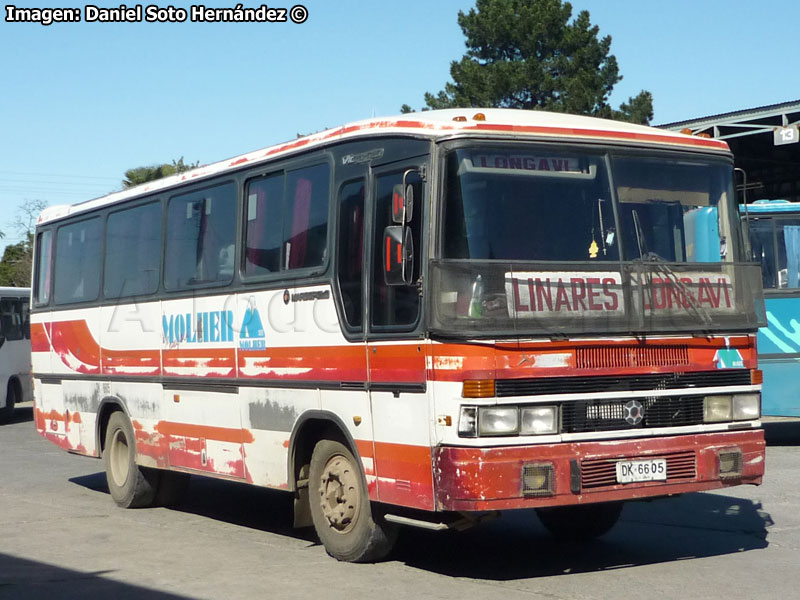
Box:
[562,395,705,433]
[495,369,751,397]
[581,451,696,489]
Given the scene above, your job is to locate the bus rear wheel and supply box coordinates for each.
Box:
[308,439,397,562]
[103,411,159,508]
[536,502,623,541]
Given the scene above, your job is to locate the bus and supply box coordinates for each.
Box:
[31,109,766,562]
[0,286,32,425]
[742,199,800,416]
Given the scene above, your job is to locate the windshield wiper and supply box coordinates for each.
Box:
[630,209,711,327]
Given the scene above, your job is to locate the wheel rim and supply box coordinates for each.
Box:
[318,453,361,534]
[109,429,130,488]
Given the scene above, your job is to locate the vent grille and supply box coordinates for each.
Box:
[495,369,751,397]
[562,395,705,433]
[580,451,696,489]
[576,345,689,370]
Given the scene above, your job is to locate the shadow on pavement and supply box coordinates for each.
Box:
[69,471,318,546]
[0,553,192,600]
[392,492,771,579]
[7,404,32,426]
[71,468,770,579]
[763,419,800,446]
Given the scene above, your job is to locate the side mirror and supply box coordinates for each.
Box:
[391,183,414,224]
[383,225,414,286]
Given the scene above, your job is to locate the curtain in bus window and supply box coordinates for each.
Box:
[783,225,800,288]
[245,174,283,275]
[283,163,330,271]
[54,218,102,304]
[288,178,311,269]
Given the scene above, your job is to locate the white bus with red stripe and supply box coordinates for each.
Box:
[32,109,766,561]
[0,287,31,424]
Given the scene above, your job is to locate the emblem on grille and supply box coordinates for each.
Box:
[623,400,644,425]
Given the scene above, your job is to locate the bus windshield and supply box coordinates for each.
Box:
[431,145,764,336]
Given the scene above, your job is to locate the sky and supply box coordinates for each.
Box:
[2,0,799,249]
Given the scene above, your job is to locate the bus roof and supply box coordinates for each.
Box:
[0,287,30,296]
[741,199,800,214]
[37,108,730,226]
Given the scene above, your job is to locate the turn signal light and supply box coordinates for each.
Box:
[473,112,486,121]
[462,379,495,398]
[750,369,763,385]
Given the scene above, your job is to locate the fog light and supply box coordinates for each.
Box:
[704,395,732,422]
[718,449,742,479]
[733,393,761,421]
[522,463,554,497]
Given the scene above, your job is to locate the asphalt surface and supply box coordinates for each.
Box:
[1,402,798,600]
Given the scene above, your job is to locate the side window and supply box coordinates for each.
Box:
[165,182,236,290]
[245,173,284,276]
[34,230,53,306]
[243,162,331,277]
[0,298,23,341]
[22,299,30,339]
[284,163,330,270]
[105,201,162,298]
[54,218,102,305]
[337,180,365,329]
[371,169,423,329]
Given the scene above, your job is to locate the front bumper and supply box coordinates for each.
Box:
[434,429,764,511]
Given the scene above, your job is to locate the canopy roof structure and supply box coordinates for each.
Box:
[662,100,800,202]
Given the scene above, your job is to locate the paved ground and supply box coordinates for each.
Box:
[1,402,798,600]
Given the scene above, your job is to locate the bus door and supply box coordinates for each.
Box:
[366,161,435,510]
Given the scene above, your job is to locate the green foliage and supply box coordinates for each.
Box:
[0,236,33,287]
[408,0,653,124]
[122,157,200,188]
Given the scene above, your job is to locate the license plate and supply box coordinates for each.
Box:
[616,458,667,484]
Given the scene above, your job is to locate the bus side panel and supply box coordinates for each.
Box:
[760,359,800,415]
[100,302,162,377]
[240,387,321,488]
[759,295,800,416]
[368,341,435,511]
[47,308,102,376]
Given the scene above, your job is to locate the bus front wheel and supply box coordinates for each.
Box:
[308,439,397,562]
[536,502,623,541]
[103,411,159,508]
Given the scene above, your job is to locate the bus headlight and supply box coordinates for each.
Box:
[733,394,761,421]
[478,406,519,436]
[704,395,732,422]
[520,406,558,435]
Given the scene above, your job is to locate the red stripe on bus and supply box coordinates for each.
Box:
[154,421,255,445]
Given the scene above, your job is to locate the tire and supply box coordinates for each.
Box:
[103,411,159,508]
[308,439,397,562]
[536,502,623,541]
[0,380,18,425]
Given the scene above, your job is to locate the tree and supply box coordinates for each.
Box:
[0,199,48,287]
[408,0,653,124]
[122,157,199,188]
